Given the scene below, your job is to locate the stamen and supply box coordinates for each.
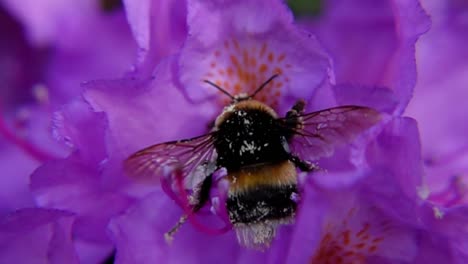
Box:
[164,166,232,241]
[424,147,468,207]
[210,172,231,225]
[160,167,185,207]
[428,174,467,207]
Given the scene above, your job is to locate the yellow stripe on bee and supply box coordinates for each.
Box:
[228,161,297,193]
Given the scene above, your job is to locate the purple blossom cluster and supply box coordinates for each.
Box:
[1,0,467,263]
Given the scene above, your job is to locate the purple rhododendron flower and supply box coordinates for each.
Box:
[0,208,79,263]
[178,0,330,113]
[300,0,431,115]
[0,0,136,262]
[2,0,468,263]
[0,5,51,213]
[406,0,468,208]
[123,0,187,75]
[2,0,137,105]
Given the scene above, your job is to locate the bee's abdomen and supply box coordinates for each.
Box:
[226,161,298,224]
[227,184,297,224]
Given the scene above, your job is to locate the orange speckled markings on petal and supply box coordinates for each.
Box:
[310,209,389,264]
[203,38,291,108]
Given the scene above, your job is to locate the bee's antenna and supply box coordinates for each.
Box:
[250,74,279,98]
[203,80,235,100]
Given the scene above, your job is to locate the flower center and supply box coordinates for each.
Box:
[203,38,291,107]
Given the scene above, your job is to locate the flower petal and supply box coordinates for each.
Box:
[290,188,418,263]
[52,100,108,165]
[304,0,430,114]
[123,0,187,74]
[180,0,331,113]
[0,208,79,264]
[83,57,218,193]
[365,117,424,202]
[109,190,243,263]
[333,84,399,114]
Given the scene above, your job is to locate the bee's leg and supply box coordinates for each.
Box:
[286,99,306,118]
[283,100,307,140]
[292,99,306,113]
[289,154,318,172]
[165,174,213,242]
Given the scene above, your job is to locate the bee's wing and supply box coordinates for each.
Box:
[280,106,381,160]
[124,133,217,186]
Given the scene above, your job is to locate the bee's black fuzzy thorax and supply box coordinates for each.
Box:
[214,100,297,227]
[227,184,298,224]
[214,103,290,171]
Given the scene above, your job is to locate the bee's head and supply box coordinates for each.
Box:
[232,93,251,103]
[204,74,279,105]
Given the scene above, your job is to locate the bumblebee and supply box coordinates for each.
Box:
[124,75,381,248]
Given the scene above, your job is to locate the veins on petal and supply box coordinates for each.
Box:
[203,38,291,107]
[311,207,392,264]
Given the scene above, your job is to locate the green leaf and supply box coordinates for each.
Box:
[288,0,321,17]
